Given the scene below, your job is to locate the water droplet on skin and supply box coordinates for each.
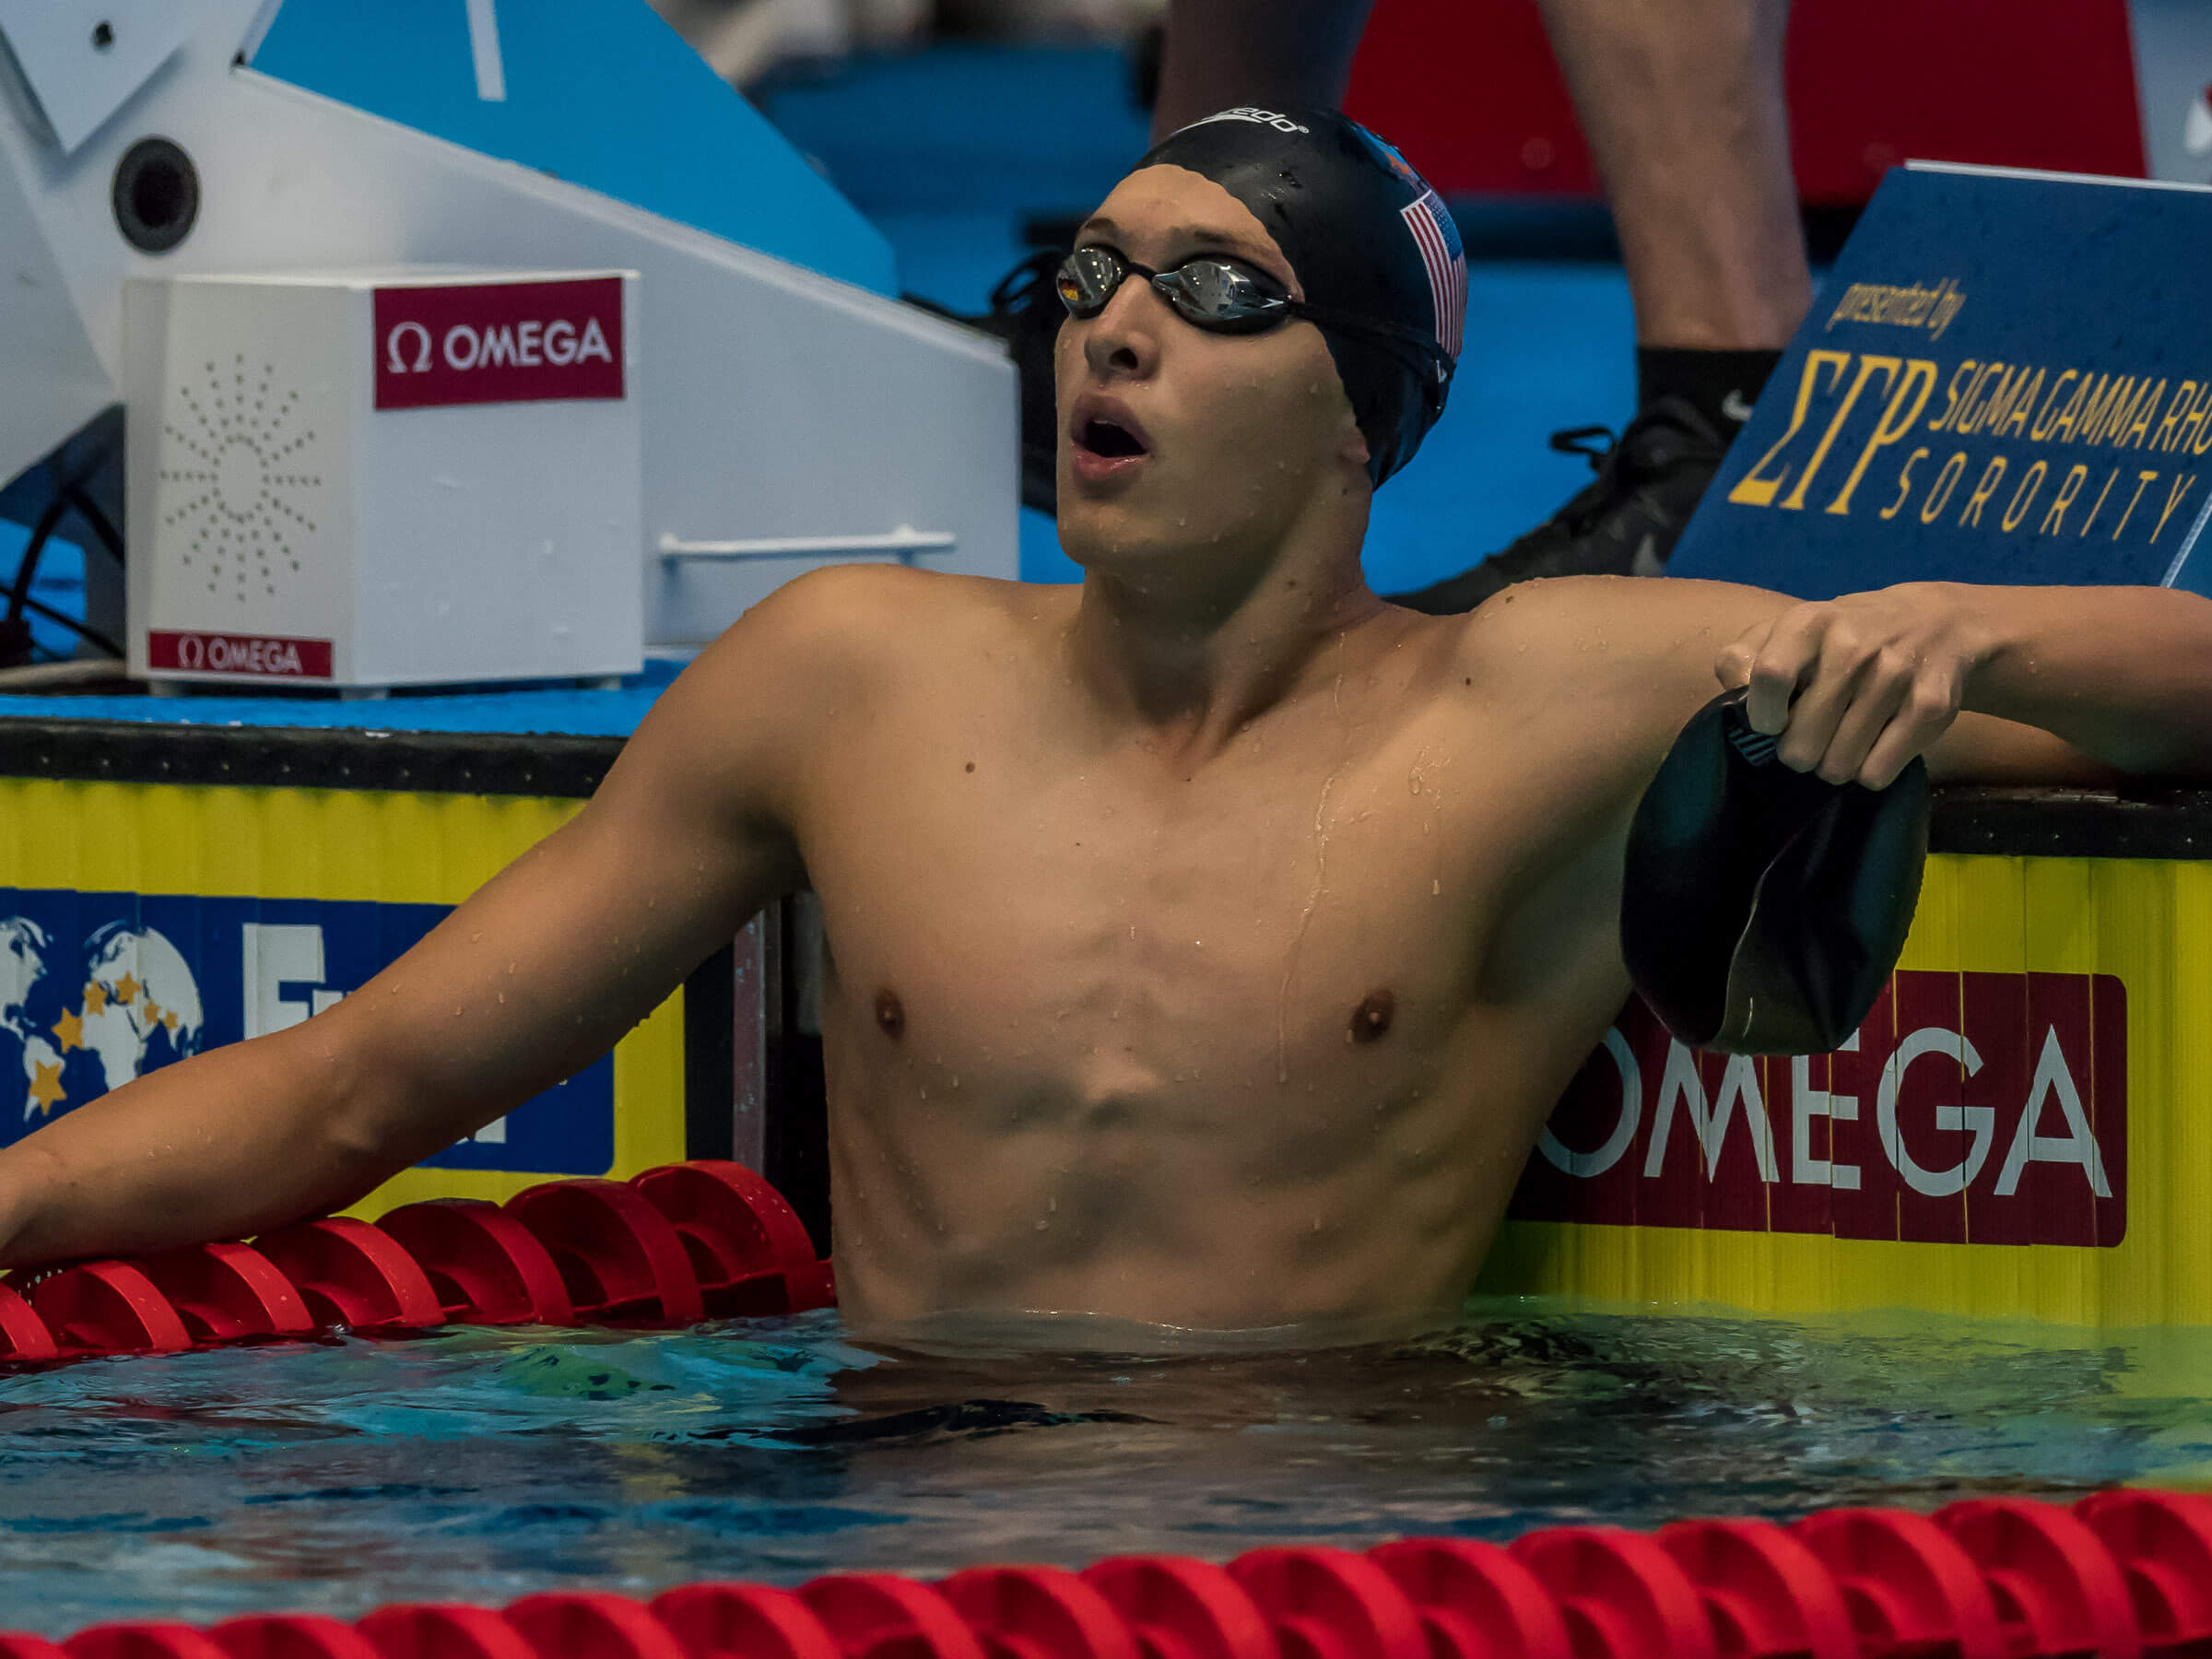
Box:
[507,962,517,974]
[1048,1195,1057,1212]
[1432,878,1441,895]
[1035,1218,1049,1230]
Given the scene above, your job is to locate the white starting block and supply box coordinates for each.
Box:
[0,0,1018,680]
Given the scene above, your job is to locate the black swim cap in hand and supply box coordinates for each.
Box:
[1134,108,1465,486]
[1622,689,1931,1055]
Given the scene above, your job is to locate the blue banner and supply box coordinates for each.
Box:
[0,889,612,1173]
[1672,165,2212,600]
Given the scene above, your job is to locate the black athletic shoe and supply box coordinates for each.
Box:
[1386,394,1731,615]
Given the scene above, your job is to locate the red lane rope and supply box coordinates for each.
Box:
[0,1161,835,1368]
[8,1491,2211,1659]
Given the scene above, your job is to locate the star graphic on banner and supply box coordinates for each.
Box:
[161,1008,179,1033]
[144,1002,162,1030]
[83,981,108,1015]
[28,1061,65,1117]
[51,1007,84,1053]
[112,973,141,1006]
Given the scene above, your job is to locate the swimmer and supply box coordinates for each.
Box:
[2,112,2209,1347]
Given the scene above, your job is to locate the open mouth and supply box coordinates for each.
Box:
[1077,417,1148,459]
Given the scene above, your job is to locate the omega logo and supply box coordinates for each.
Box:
[383,316,613,374]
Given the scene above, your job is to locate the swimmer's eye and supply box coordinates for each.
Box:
[1055,244,1293,335]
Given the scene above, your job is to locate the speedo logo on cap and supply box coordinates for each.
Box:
[1189,107,1311,135]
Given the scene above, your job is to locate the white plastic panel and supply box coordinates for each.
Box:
[0,0,195,154]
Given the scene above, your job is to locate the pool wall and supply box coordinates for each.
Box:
[1485,789,2212,1327]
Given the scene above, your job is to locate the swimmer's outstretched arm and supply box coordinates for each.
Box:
[1707,581,2212,787]
[0,569,884,1270]
[1493,577,2212,792]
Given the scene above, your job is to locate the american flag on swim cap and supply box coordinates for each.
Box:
[1400,187,1465,360]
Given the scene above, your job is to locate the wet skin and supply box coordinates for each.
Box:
[0,167,2191,1347]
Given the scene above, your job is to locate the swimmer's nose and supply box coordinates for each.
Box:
[1080,284,1163,380]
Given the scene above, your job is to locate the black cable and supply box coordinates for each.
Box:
[6,494,70,628]
[61,486,124,566]
[5,476,126,663]
[13,591,122,658]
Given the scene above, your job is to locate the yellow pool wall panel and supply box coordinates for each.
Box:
[1478,851,2212,1329]
[0,773,687,1215]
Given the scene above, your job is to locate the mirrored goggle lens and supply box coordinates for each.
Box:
[1055,247,1124,317]
[1156,261,1289,331]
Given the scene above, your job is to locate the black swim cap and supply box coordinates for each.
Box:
[1622,689,1931,1055]
[1134,107,1465,486]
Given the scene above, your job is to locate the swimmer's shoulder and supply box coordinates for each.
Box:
[1440,573,1793,697]
[685,564,1075,714]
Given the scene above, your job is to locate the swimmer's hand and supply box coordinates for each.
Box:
[1712,582,1993,791]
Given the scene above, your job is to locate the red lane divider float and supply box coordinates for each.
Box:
[941,1568,1138,1659]
[1082,1556,1274,1659]
[1656,1518,1856,1659]
[650,1584,843,1659]
[1509,1525,1716,1659]
[15,1495,2212,1659]
[207,1615,388,1659]
[1368,1538,1570,1659]
[0,1160,835,1371]
[0,1280,57,1362]
[1793,1506,2007,1659]
[2077,1489,2212,1653]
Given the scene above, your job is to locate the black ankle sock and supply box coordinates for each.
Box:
[1636,347,1784,441]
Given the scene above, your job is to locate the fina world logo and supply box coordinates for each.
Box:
[0,889,615,1172]
[0,917,206,1122]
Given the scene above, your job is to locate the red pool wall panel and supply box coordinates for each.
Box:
[1345,0,2147,204]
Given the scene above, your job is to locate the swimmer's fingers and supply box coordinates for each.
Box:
[1712,629,1759,693]
[1725,604,1830,736]
[1857,672,1965,789]
[1774,611,1963,787]
[1815,666,1915,786]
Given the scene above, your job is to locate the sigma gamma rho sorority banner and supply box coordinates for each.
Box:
[1671,162,2212,600]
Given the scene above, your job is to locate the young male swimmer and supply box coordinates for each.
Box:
[3,112,2210,1346]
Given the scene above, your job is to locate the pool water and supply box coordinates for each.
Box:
[4,1300,2210,1637]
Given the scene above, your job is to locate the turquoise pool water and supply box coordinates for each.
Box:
[4,1300,2208,1638]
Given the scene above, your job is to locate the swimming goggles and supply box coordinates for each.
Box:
[1055,244,1454,388]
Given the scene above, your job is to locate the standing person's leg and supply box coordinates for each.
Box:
[1394,0,1806,612]
[1542,0,1806,355]
[1149,0,1373,139]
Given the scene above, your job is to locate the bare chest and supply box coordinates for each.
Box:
[799,703,1548,1119]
